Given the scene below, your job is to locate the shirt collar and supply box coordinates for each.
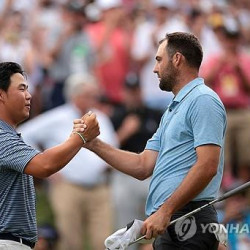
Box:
[0,119,20,135]
[173,77,204,103]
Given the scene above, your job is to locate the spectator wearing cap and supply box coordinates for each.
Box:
[131,0,188,111]
[201,25,250,187]
[48,1,95,109]
[110,72,162,250]
[186,8,221,62]
[0,10,35,81]
[86,0,131,105]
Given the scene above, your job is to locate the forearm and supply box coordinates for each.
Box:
[49,32,68,59]
[85,138,147,179]
[25,133,83,178]
[116,127,129,145]
[116,126,133,146]
[160,162,217,216]
[25,112,100,178]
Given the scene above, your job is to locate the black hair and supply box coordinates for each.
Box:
[160,32,203,69]
[0,62,25,92]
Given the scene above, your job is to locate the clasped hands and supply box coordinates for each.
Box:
[72,111,100,144]
[72,112,172,239]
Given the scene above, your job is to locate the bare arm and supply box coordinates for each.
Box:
[49,22,75,60]
[25,134,84,178]
[0,0,13,28]
[24,112,99,178]
[142,144,220,238]
[116,114,141,146]
[84,138,158,180]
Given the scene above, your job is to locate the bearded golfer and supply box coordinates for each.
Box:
[75,32,227,249]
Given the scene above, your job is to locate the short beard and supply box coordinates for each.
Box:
[159,63,178,92]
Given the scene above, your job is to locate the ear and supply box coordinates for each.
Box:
[172,52,183,67]
[0,89,6,103]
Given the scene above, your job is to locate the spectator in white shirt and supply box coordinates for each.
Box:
[19,73,118,250]
[131,0,188,111]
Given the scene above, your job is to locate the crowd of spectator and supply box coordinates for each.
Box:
[1,0,250,249]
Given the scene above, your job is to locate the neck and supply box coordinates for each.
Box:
[0,107,22,129]
[0,116,17,129]
[172,70,199,96]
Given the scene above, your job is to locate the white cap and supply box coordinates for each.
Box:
[96,0,122,10]
[152,0,176,9]
[223,16,240,34]
[85,3,101,21]
[152,0,177,9]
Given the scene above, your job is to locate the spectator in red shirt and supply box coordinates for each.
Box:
[201,26,250,186]
[86,0,131,105]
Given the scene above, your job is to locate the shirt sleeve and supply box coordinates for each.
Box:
[0,131,39,173]
[188,94,226,148]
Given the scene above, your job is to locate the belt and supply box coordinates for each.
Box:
[171,200,215,215]
[0,233,35,249]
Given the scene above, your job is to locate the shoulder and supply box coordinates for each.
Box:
[188,84,226,114]
[195,83,222,102]
[0,127,15,140]
[0,121,18,138]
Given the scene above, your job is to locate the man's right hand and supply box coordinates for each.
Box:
[73,111,100,143]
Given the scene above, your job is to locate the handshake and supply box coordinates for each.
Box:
[72,111,100,145]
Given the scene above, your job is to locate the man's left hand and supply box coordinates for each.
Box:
[141,206,171,239]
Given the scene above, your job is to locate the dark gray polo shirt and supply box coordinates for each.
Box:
[0,120,39,243]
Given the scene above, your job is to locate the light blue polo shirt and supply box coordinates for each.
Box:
[145,78,227,216]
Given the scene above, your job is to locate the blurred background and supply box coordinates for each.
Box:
[2,0,249,249]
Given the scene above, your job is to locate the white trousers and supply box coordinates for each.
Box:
[0,240,32,249]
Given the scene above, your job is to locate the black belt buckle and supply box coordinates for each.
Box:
[0,233,35,249]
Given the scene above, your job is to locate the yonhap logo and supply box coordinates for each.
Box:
[174,216,197,241]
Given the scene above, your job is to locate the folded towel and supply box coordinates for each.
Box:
[105,219,144,250]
